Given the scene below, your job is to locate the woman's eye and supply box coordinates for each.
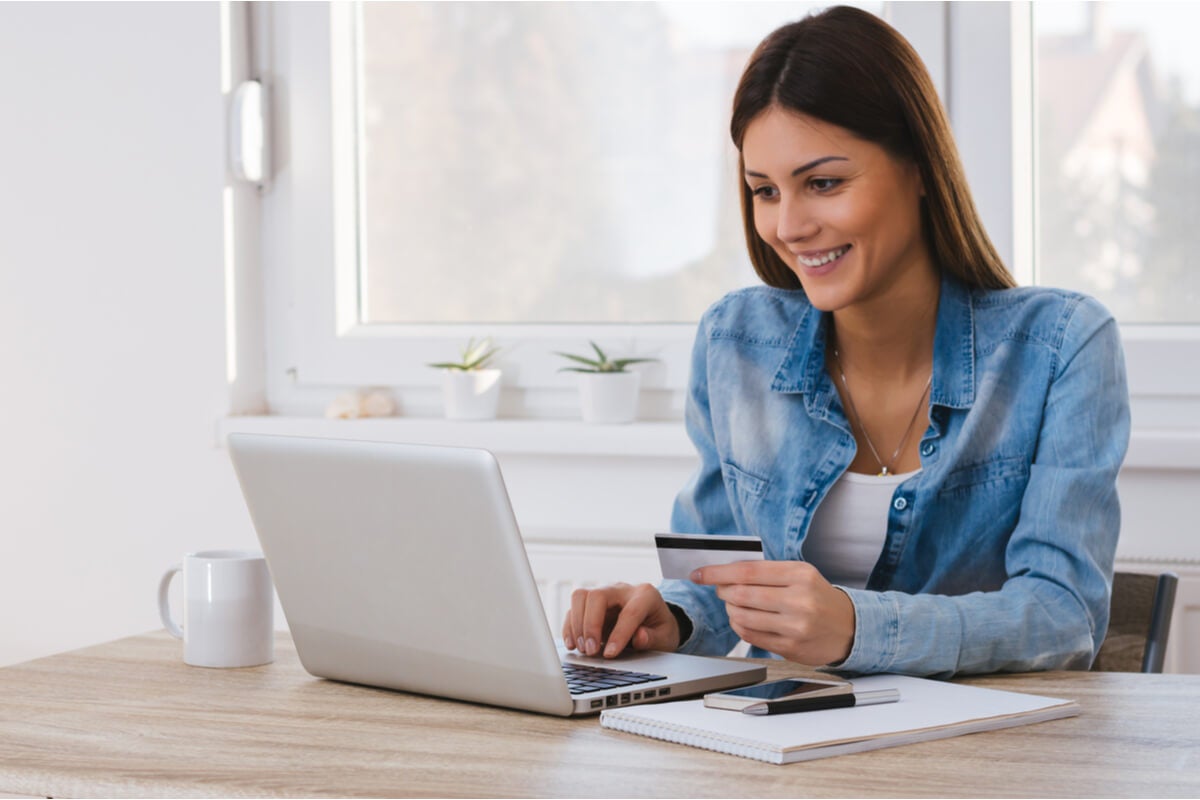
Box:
[810,177,843,192]
[751,185,778,200]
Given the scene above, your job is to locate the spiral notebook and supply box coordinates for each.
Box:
[600,674,1079,764]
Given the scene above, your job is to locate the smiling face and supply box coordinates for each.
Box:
[742,107,935,315]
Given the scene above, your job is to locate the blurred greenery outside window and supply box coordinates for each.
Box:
[1035,2,1200,324]
[354,1,878,325]
[350,1,1200,327]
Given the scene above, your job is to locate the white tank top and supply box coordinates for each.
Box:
[801,469,919,590]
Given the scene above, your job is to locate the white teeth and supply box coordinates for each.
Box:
[797,246,849,268]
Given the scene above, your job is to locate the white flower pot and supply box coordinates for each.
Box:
[442,369,502,420]
[577,371,641,424]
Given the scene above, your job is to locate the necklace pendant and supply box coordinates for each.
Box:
[878,467,890,477]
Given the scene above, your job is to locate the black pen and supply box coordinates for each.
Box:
[742,688,900,716]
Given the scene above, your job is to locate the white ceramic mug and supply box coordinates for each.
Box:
[157,550,274,668]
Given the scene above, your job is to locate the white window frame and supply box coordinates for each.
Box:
[255,1,949,417]
[251,1,1197,428]
[948,1,1200,433]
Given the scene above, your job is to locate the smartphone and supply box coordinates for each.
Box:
[703,677,852,711]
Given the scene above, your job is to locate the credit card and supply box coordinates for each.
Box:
[655,533,765,580]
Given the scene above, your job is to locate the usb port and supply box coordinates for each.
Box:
[605,695,618,707]
[643,689,656,698]
[590,699,603,709]
[633,693,642,700]
[660,687,671,696]
[620,693,631,704]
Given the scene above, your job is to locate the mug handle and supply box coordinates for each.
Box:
[158,563,184,639]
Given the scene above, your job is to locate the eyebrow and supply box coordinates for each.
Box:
[744,156,849,179]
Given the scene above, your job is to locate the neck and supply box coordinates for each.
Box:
[829,271,940,383]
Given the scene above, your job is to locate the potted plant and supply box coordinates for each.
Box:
[556,341,657,424]
[428,338,503,420]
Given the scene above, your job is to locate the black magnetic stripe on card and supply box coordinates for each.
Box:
[654,535,763,552]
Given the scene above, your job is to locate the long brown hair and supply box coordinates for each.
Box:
[730,6,1015,291]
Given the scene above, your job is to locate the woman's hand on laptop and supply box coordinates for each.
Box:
[562,583,681,659]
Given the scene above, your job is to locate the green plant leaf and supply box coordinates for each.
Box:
[463,337,492,364]
[611,357,658,370]
[463,346,500,371]
[589,341,609,365]
[557,366,599,373]
[555,351,602,368]
[428,337,501,371]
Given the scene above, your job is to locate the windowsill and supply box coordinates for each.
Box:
[1124,429,1200,470]
[217,415,1200,469]
[216,415,696,458]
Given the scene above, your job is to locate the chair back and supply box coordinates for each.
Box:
[1092,571,1179,673]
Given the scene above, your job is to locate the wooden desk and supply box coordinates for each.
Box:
[1,632,1197,798]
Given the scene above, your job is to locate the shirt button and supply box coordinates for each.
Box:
[921,442,936,457]
[893,497,908,512]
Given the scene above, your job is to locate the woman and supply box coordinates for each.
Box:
[562,6,1130,678]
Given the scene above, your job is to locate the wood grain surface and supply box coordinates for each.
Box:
[0,631,1197,798]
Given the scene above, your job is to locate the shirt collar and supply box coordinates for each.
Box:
[770,273,977,410]
[930,274,976,409]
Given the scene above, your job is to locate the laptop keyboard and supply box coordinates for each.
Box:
[562,663,667,695]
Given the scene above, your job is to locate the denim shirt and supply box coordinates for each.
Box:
[661,275,1130,678]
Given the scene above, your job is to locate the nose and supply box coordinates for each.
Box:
[776,195,819,244]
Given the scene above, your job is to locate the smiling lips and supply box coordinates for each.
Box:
[796,242,854,273]
[796,244,851,270]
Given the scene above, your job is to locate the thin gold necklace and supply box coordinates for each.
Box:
[832,347,932,477]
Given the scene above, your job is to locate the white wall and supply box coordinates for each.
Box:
[0,2,255,666]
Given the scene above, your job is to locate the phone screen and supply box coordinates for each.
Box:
[719,679,840,701]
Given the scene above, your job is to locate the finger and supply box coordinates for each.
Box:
[715,582,784,612]
[690,560,766,585]
[726,603,785,637]
[569,587,617,651]
[582,585,627,656]
[631,626,652,650]
[602,584,660,657]
[692,559,815,587]
[565,587,592,651]
[561,618,573,650]
[728,617,788,655]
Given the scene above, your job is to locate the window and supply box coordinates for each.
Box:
[254,1,939,416]
[247,2,1194,426]
[1034,2,1200,324]
[357,3,779,326]
[946,2,1199,432]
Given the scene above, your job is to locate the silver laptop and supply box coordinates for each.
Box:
[227,433,764,716]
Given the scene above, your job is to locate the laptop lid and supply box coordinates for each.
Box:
[227,433,764,716]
